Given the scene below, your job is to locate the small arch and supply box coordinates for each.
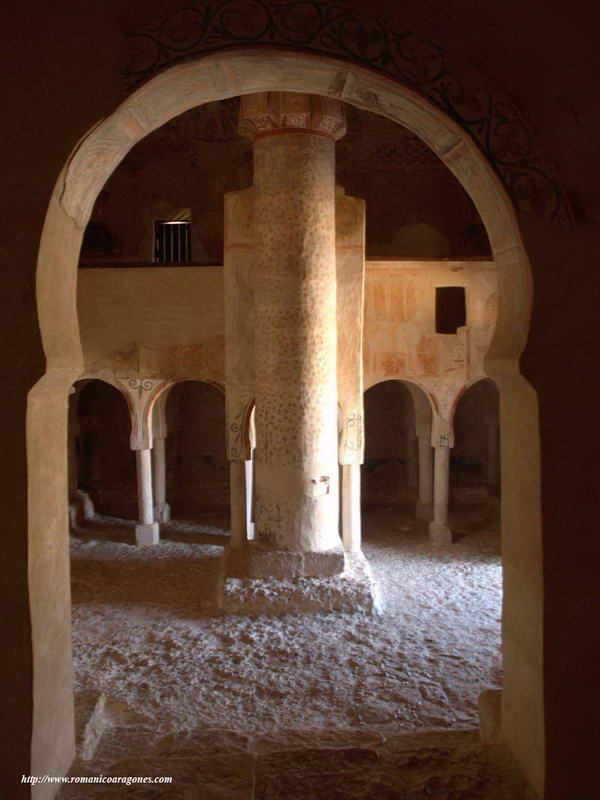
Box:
[362,379,432,512]
[69,378,137,520]
[165,380,229,519]
[451,378,500,506]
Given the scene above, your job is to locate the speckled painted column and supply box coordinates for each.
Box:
[240,93,346,556]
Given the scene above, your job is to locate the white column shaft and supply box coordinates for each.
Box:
[244,458,254,539]
[136,449,154,525]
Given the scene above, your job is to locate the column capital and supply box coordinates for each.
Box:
[115,377,171,450]
[239,92,346,142]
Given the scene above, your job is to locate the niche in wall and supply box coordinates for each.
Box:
[436,286,466,334]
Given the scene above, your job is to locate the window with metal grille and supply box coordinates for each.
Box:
[435,286,466,334]
[154,220,192,263]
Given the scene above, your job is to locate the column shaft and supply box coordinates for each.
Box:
[152,437,170,522]
[245,457,254,539]
[135,448,159,545]
[429,446,452,544]
[253,130,339,552]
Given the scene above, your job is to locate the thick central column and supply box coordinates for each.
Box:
[240,92,346,555]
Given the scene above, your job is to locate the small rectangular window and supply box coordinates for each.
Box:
[435,286,466,334]
[154,220,191,263]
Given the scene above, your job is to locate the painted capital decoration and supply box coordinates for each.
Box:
[124,0,571,227]
[239,92,346,140]
[116,377,171,450]
[226,390,254,461]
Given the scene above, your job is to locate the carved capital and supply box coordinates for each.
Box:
[239,92,346,141]
[226,386,254,461]
[116,377,171,450]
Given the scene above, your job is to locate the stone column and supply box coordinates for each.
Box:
[245,455,254,539]
[136,448,159,545]
[341,463,361,552]
[239,92,346,575]
[152,436,170,523]
[116,378,169,546]
[336,186,366,555]
[246,409,256,539]
[229,460,248,547]
[416,435,434,520]
[429,446,452,544]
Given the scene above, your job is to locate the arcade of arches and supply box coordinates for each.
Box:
[3,7,598,800]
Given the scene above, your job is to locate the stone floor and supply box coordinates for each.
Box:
[60,726,529,799]
[60,499,526,797]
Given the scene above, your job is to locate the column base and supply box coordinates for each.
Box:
[154,502,171,523]
[135,522,160,546]
[479,689,502,745]
[221,550,381,616]
[415,501,433,521]
[68,490,95,527]
[225,541,345,580]
[428,521,453,544]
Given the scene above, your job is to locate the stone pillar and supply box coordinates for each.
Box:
[152,436,170,523]
[245,409,256,539]
[116,378,170,546]
[136,448,159,545]
[336,186,366,554]
[239,92,346,575]
[230,460,248,547]
[341,463,361,552]
[429,446,452,544]
[416,435,434,520]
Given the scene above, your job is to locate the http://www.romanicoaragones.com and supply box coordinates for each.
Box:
[21,775,173,787]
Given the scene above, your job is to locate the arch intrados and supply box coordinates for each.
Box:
[74,376,131,406]
[364,378,433,426]
[451,376,500,420]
